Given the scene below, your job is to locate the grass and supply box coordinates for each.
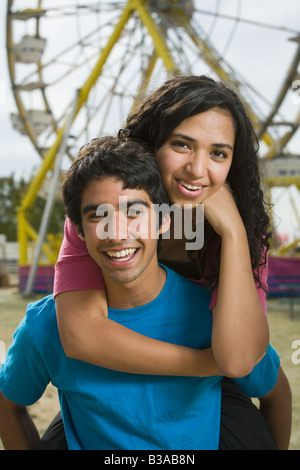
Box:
[0,287,299,450]
[265,299,300,450]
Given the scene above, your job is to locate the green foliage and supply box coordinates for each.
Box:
[0,175,65,241]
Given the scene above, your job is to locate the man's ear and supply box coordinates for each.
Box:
[159,213,171,236]
[77,225,85,241]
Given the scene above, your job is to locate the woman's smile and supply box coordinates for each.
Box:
[176,179,206,198]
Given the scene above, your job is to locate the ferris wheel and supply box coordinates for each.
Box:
[5,0,300,291]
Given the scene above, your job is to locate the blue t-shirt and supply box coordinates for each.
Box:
[0,266,279,450]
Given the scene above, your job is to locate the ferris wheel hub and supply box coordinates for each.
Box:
[149,0,194,18]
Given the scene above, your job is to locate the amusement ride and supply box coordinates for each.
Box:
[5,0,300,293]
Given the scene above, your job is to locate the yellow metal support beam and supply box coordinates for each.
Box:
[20,2,134,213]
[134,0,178,72]
[25,220,57,265]
[131,52,158,110]
[17,210,27,266]
[18,210,58,266]
[266,176,300,187]
[272,236,300,256]
[265,108,300,159]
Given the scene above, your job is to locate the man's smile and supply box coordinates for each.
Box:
[105,248,138,262]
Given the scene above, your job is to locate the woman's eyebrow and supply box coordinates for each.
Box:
[170,134,233,151]
[212,143,233,151]
[170,133,196,142]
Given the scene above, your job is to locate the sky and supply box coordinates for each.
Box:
[0,0,300,241]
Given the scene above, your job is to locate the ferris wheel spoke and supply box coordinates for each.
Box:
[42,1,125,19]
[193,7,300,36]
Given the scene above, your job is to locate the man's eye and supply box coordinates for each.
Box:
[128,206,147,217]
[89,211,108,219]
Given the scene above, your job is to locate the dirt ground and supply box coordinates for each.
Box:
[0,287,299,450]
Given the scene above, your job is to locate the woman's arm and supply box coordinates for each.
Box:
[56,290,220,377]
[204,184,269,378]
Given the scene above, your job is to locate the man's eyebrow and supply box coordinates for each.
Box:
[82,199,150,215]
[126,199,150,209]
[82,204,101,215]
[170,133,233,151]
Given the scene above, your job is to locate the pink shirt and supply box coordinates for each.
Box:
[54,218,268,314]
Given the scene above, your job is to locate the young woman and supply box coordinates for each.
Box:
[50,75,275,449]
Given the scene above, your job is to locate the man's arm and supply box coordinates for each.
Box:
[0,390,40,450]
[259,367,292,450]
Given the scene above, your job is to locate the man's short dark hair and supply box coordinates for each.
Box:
[62,136,170,230]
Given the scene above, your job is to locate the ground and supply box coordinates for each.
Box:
[0,287,299,450]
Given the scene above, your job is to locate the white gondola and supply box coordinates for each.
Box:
[14,35,46,64]
[11,110,52,136]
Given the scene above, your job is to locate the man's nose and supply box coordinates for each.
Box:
[109,212,128,242]
[96,210,128,242]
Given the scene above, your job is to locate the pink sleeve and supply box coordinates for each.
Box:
[209,255,269,316]
[53,218,105,297]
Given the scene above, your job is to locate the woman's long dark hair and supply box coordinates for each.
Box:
[124,74,272,289]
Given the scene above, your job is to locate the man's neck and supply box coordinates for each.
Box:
[104,264,167,310]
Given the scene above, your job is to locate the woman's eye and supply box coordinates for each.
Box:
[211,150,227,159]
[172,141,190,150]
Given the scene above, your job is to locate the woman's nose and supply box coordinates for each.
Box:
[185,151,208,178]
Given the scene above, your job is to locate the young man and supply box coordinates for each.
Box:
[0,137,290,450]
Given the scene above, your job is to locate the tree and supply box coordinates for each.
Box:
[0,174,65,241]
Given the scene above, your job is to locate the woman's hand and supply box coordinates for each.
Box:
[203,184,269,377]
[202,183,244,238]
